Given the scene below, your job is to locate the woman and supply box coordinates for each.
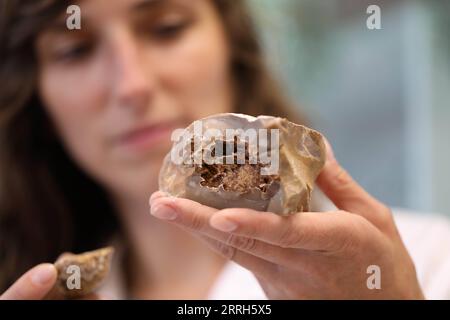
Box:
[0,0,448,299]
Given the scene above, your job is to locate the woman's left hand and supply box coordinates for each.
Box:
[149,142,424,299]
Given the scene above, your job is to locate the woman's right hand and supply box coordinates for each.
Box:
[0,264,57,300]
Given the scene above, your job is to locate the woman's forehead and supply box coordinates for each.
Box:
[74,0,200,17]
[38,0,202,38]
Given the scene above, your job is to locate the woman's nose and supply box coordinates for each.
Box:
[108,30,153,111]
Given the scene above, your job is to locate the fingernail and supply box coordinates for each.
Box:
[211,217,238,232]
[151,203,178,221]
[149,192,167,207]
[31,264,56,286]
[148,191,174,207]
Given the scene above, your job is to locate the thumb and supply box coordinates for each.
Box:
[0,264,57,300]
[316,139,386,221]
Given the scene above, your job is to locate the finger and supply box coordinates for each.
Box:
[151,195,308,268]
[150,193,218,226]
[198,229,311,271]
[149,190,170,207]
[198,234,277,281]
[151,195,260,253]
[0,264,57,300]
[210,207,360,252]
[316,138,389,225]
[150,195,358,252]
[151,189,280,276]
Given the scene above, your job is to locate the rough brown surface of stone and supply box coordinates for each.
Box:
[159,113,326,215]
[53,246,114,299]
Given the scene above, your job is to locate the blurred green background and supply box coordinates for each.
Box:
[249,0,450,216]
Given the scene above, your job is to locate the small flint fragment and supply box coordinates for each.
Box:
[53,246,114,299]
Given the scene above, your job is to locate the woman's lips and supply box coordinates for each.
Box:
[116,121,179,153]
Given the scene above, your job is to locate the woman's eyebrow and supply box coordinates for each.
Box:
[131,0,165,12]
[42,0,171,34]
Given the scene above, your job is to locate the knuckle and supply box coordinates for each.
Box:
[339,232,359,253]
[328,216,361,253]
[216,242,236,260]
[188,213,205,231]
[226,234,257,252]
[343,216,371,252]
[278,222,303,248]
[375,204,397,233]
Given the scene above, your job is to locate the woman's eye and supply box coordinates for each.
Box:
[54,43,93,62]
[150,21,189,40]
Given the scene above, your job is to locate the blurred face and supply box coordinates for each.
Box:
[36,0,232,203]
